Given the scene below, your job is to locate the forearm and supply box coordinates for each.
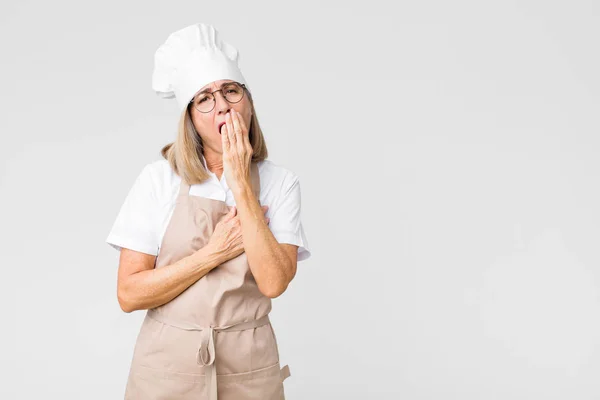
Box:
[233,182,292,298]
[119,246,223,312]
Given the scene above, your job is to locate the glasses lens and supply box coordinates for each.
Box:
[195,93,214,112]
[223,83,244,103]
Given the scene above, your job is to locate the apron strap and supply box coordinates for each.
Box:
[280,364,291,381]
[178,176,190,198]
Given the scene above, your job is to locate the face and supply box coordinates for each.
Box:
[188,79,253,155]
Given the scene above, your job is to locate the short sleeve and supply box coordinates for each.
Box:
[267,174,311,262]
[106,164,160,256]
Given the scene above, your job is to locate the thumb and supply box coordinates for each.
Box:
[223,206,236,221]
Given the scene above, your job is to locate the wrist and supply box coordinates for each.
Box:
[231,180,253,200]
[190,244,223,271]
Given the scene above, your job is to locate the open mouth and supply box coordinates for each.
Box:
[218,122,226,134]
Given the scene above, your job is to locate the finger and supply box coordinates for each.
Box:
[226,111,236,146]
[222,210,232,223]
[221,122,230,152]
[237,110,249,135]
[225,206,236,220]
[232,110,243,144]
[234,110,251,152]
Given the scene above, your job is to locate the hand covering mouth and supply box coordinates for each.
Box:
[218,122,226,133]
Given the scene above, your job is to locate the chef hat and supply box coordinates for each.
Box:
[152,23,248,112]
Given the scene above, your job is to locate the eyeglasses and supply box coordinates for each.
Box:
[188,82,247,113]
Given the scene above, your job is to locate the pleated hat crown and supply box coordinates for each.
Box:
[152,23,248,112]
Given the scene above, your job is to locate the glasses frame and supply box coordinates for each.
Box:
[188,82,248,113]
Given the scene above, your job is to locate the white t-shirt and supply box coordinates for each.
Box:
[106,157,311,262]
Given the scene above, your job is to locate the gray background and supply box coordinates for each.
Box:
[1,0,599,399]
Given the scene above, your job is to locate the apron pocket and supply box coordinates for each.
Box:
[217,361,291,400]
[125,363,206,400]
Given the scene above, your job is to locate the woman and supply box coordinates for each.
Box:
[106,23,311,400]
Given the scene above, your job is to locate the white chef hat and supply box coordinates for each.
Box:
[152,23,248,112]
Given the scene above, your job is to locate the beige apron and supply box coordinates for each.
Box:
[124,162,291,400]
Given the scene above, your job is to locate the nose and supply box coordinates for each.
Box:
[214,90,232,115]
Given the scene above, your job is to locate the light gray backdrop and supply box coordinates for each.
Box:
[1,1,599,399]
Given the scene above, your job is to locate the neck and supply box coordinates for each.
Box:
[203,150,223,176]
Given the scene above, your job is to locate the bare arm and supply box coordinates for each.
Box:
[233,182,298,298]
[117,245,222,313]
[116,205,271,313]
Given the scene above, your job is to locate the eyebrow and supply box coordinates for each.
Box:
[197,81,236,94]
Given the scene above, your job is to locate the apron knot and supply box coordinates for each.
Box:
[185,315,270,400]
[197,326,216,366]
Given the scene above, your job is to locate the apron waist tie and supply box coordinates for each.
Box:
[147,310,271,400]
[197,314,271,400]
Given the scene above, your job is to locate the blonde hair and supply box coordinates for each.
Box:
[160,88,268,185]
